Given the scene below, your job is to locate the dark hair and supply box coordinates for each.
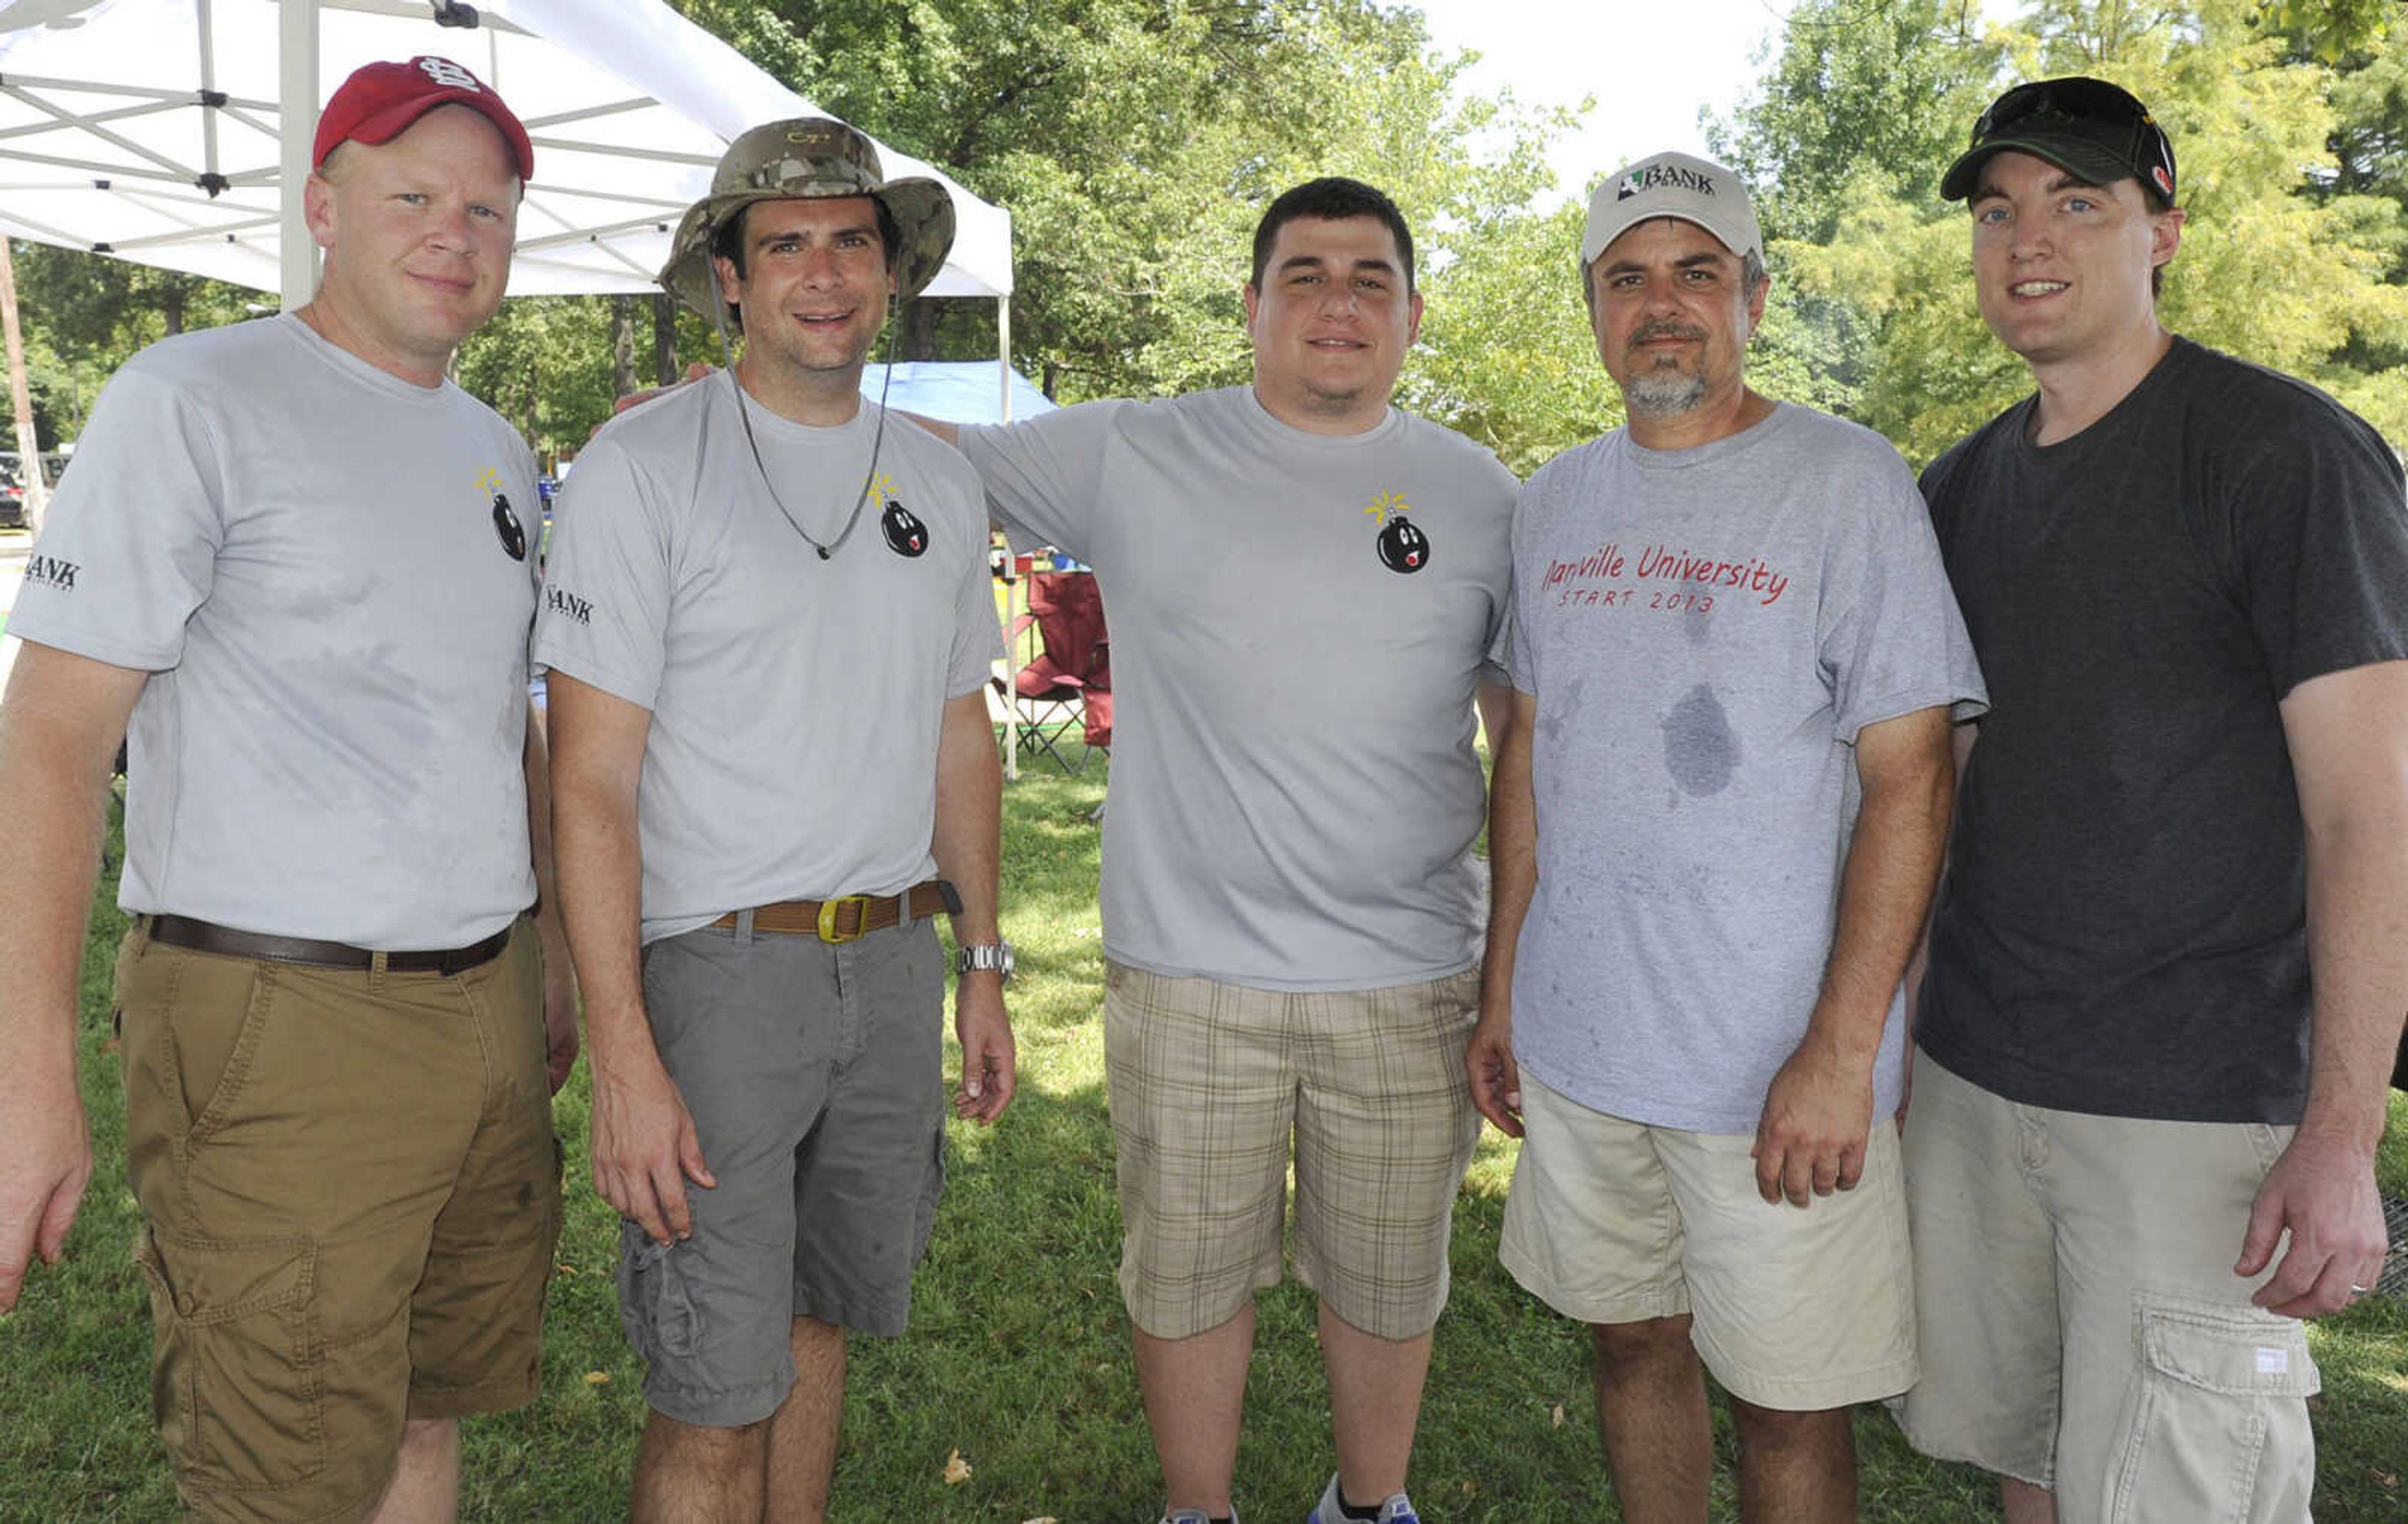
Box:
[1250,177,1415,293]
[708,195,902,316]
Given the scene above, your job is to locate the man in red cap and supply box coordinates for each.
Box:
[0,55,574,1524]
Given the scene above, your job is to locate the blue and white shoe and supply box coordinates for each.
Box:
[1306,1473,1420,1524]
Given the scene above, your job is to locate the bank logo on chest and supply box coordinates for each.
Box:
[1363,490,1430,575]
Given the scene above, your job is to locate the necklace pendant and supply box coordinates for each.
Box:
[817,545,832,561]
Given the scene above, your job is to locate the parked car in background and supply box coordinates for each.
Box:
[0,451,71,530]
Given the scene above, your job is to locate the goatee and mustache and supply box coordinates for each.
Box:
[1623,319,1711,416]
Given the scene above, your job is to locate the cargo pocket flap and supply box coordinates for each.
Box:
[2138,1303,2319,1399]
[142,1229,315,1326]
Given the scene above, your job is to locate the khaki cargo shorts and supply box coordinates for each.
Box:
[1104,960,1481,1342]
[115,917,561,1524]
[1898,1048,2317,1524]
[1500,1073,1918,1411]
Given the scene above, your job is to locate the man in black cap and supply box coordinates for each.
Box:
[1898,76,2408,1524]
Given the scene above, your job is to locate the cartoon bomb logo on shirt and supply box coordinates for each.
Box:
[481,467,528,562]
[875,473,929,557]
[1364,491,1430,574]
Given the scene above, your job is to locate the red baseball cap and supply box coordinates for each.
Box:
[314,56,534,181]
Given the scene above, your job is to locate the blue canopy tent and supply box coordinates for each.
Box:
[858,360,1055,424]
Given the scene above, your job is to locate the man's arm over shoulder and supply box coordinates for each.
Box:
[2236,658,2408,1317]
[948,399,1131,563]
[931,689,1013,1125]
[0,644,147,1311]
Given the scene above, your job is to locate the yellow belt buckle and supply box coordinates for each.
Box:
[816,896,872,943]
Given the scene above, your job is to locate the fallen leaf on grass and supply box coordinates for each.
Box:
[1551,1402,1565,1428]
[583,1371,611,1385]
[2374,1470,2397,1490]
[1458,1479,1477,1498]
[554,1263,578,1276]
[1021,1516,1060,1523]
[943,1449,972,1485]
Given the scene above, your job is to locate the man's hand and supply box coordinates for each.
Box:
[588,1046,715,1246]
[0,1066,90,1314]
[953,976,1015,1125]
[1465,1012,1524,1138]
[2237,1126,2388,1318]
[1751,1037,1874,1207]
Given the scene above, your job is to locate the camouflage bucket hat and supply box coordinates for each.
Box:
[659,117,956,323]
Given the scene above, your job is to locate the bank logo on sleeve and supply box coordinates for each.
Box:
[480,466,528,562]
[874,475,929,558]
[545,586,592,625]
[1363,490,1429,574]
[23,552,79,592]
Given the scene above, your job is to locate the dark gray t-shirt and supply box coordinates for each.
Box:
[1919,337,2408,1123]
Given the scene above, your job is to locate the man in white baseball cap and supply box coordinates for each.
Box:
[1469,149,1984,1521]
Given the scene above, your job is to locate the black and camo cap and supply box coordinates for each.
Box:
[659,117,956,321]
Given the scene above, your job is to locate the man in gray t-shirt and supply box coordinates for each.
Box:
[0,58,576,1523]
[920,177,1514,1524]
[542,119,1012,1523]
[1471,154,1983,1522]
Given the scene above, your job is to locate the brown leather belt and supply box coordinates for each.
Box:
[711,880,961,943]
[144,913,514,975]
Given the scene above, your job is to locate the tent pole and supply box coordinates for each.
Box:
[996,293,1018,777]
[278,0,319,308]
[1,236,49,534]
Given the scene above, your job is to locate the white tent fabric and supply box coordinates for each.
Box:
[0,0,1013,302]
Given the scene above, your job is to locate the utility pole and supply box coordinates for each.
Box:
[0,236,48,534]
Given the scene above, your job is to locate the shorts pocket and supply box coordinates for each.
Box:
[911,1123,949,1267]
[2106,1295,2318,1524]
[135,1227,325,1491]
[616,1223,704,1362]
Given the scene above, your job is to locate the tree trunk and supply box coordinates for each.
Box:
[163,285,186,336]
[652,292,679,386]
[611,294,636,399]
[0,237,49,533]
[897,297,939,361]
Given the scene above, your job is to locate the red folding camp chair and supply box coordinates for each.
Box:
[998,568,1111,773]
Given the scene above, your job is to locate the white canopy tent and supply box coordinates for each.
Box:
[0,0,1017,399]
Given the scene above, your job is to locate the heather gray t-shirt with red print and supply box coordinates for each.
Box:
[1506,403,1986,1135]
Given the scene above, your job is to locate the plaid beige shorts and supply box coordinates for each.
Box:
[1103,960,1481,1342]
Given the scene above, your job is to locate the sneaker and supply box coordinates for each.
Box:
[1161,1510,1237,1524]
[1306,1472,1419,1524]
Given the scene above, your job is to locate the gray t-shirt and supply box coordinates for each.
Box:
[1508,404,1986,1134]
[8,313,541,948]
[534,377,1001,944]
[959,386,1516,991]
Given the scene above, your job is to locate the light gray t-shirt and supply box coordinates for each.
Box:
[8,314,541,948]
[959,386,1517,991]
[534,377,1001,945]
[1508,404,1986,1133]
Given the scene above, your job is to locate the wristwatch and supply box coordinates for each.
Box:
[957,940,1015,984]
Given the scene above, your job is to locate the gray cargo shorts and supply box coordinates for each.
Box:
[617,915,948,1427]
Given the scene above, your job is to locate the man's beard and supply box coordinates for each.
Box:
[1621,320,1711,417]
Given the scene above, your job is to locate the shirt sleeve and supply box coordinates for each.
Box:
[530,432,675,710]
[4,364,224,671]
[1819,451,1989,741]
[945,473,1008,698]
[956,400,1127,565]
[2227,395,2408,697]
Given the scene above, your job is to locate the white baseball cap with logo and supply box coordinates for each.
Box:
[1581,150,1763,270]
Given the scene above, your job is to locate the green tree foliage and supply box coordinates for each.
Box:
[4,243,256,450]
[1719,0,2408,463]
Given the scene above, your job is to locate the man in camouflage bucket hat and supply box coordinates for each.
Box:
[541,116,1011,1522]
[659,115,954,325]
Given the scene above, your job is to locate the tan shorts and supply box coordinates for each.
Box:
[115,917,562,1524]
[1898,1048,2316,1524]
[1499,1074,1918,1411]
[1103,960,1481,1342]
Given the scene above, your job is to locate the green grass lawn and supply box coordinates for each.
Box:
[4,757,2404,1521]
